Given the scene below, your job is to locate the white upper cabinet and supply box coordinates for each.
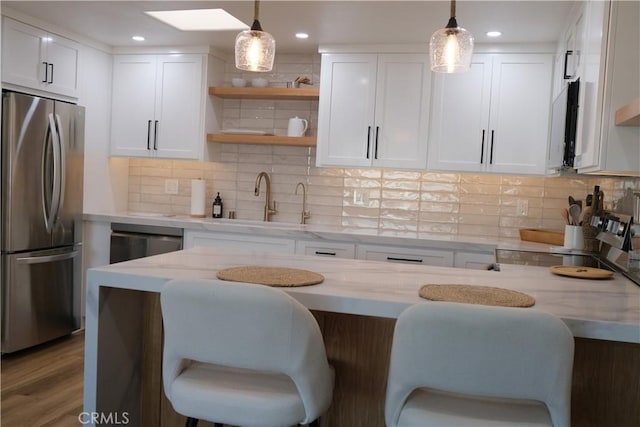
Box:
[575,0,639,174]
[110,54,205,160]
[428,53,553,175]
[552,2,586,99]
[317,53,431,169]
[1,17,79,98]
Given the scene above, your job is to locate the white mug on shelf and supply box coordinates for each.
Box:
[287,117,308,137]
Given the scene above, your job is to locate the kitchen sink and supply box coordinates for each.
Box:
[201,218,304,230]
[127,212,175,218]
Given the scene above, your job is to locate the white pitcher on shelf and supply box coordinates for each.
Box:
[287,117,308,137]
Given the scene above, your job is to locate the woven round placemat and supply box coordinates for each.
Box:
[216,266,324,287]
[419,284,535,307]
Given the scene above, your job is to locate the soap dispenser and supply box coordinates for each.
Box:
[212,192,223,218]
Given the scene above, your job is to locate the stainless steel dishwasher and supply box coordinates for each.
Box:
[110,223,183,264]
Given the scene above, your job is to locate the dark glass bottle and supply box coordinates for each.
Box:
[212,192,223,218]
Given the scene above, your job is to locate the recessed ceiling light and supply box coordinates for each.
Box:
[132,35,145,41]
[295,33,309,39]
[486,31,502,38]
[145,9,249,31]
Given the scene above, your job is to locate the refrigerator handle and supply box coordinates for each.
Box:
[42,117,54,232]
[54,114,66,225]
[47,113,62,233]
[16,250,79,264]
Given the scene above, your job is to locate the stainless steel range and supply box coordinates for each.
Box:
[591,212,639,285]
[497,210,639,286]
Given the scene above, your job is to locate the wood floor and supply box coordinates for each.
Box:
[1,331,84,426]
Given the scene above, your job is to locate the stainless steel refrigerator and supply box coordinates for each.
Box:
[1,90,84,353]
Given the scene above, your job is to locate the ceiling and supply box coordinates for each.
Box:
[2,1,576,53]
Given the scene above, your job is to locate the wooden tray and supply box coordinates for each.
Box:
[550,265,614,279]
[520,228,565,246]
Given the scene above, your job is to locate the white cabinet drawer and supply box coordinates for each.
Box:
[453,251,496,270]
[295,240,356,259]
[356,244,453,267]
[184,231,295,254]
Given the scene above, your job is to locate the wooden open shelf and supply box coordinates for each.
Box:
[207,133,316,147]
[209,86,319,100]
[614,97,640,126]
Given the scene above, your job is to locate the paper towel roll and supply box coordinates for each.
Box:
[190,179,206,218]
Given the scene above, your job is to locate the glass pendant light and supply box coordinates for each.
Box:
[429,0,474,73]
[235,0,275,72]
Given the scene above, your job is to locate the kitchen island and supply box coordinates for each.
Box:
[84,246,640,427]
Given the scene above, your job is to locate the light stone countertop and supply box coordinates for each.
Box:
[86,246,640,344]
[84,212,558,253]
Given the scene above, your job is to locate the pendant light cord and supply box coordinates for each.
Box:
[446,0,458,29]
[250,0,263,31]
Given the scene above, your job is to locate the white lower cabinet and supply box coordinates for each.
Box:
[184,231,295,253]
[295,240,356,259]
[356,244,454,267]
[181,230,495,269]
[453,251,496,270]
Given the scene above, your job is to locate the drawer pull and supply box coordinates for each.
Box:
[315,251,336,256]
[387,257,423,263]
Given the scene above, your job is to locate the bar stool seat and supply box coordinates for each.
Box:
[169,363,306,426]
[396,388,553,426]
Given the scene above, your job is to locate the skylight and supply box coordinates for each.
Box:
[145,9,249,31]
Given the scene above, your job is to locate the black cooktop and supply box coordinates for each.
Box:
[495,249,614,270]
[496,249,639,285]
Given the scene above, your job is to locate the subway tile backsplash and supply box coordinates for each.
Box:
[128,153,639,240]
[126,53,639,240]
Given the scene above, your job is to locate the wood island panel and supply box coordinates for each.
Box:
[571,338,640,427]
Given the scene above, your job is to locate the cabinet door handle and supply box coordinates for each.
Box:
[480,129,485,164]
[153,120,159,150]
[315,251,336,256]
[374,126,380,159]
[146,120,152,150]
[42,62,48,83]
[387,256,423,263]
[563,50,573,79]
[489,130,495,164]
[366,126,371,159]
[48,63,54,84]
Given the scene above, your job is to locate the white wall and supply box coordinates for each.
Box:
[76,44,128,214]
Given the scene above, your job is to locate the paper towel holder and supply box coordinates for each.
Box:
[190,178,207,218]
